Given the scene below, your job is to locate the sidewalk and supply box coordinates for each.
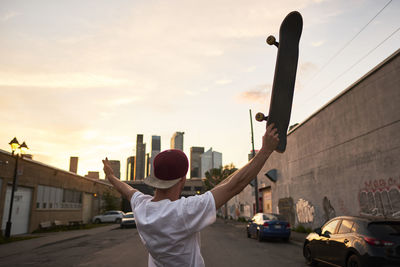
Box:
[218,218,307,245]
[0,224,118,259]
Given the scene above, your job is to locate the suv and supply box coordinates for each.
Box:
[303,215,400,267]
[92,210,124,223]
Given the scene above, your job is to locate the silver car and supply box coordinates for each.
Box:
[120,212,136,228]
[92,210,124,223]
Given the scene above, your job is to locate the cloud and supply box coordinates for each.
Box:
[297,62,318,82]
[244,66,257,73]
[215,79,232,85]
[311,40,325,47]
[1,11,20,21]
[237,84,272,104]
[0,72,132,89]
[295,62,319,91]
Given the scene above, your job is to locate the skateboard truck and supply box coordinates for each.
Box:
[255,112,268,122]
[266,35,279,48]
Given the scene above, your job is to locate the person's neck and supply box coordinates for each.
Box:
[152,189,179,202]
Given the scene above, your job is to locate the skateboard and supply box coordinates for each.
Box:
[255,11,303,153]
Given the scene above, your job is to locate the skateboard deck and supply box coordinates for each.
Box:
[256,11,303,153]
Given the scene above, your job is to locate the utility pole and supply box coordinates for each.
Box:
[249,109,259,213]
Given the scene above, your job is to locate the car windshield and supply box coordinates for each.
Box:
[368,222,400,236]
[124,213,134,218]
[263,214,285,221]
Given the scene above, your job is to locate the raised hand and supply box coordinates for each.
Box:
[261,123,279,153]
[102,157,114,178]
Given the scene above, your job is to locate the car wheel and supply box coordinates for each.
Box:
[347,254,361,267]
[257,231,263,242]
[247,229,251,238]
[283,237,290,242]
[95,219,101,224]
[115,218,121,224]
[304,244,317,266]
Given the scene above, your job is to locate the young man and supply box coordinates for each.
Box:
[102,123,279,267]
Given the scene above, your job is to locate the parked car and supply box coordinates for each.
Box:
[303,216,400,267]
[120,212,136,228]
[92,210,124,223]
[246,213,291,242]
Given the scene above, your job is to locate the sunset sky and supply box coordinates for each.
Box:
[1,0,399,179]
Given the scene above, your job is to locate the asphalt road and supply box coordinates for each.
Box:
[0,220,317,267]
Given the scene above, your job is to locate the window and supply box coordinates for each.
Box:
[36,185,82,210]
[338,220,354,234]
[368,222,400,235]
[263,214,285,221]
[322,220,340,236]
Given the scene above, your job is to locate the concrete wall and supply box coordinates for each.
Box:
[228,49,400,228]
[0,151,120,233]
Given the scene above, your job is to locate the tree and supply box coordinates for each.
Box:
[204,164,237,219]
[204,163,237,191]
[102,191,121,212]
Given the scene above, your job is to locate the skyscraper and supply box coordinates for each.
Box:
[170,132,184,151]
[126,156,135,181]
[135,134,146,180]
[150,135,161,177]
[109,160,121,179]
[200,148,222,178]
[190,147,204,178]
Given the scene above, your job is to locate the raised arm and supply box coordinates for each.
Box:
[102,158,137,200]
[211,123,279,209]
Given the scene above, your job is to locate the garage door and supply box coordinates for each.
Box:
[1,186,33,235]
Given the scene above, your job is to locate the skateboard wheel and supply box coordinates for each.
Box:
[255,112,266,122]
[266,35,276,45]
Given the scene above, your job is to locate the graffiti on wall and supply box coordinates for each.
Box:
[322,196,336,221]
[296,198,315,223]
[359,177,400,218]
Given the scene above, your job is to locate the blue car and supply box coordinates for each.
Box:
[247,213,291,242]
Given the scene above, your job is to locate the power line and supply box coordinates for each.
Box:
[305,26,400,102]
[303,0,393,87]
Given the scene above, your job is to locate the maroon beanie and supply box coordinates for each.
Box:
[154,149,189,180]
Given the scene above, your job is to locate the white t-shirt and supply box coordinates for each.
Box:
[130,191,216,267]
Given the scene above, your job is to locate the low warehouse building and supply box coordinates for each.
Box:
[0,150,121,235]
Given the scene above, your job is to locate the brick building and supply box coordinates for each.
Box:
[0,150,120,235]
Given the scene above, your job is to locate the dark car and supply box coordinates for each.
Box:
[246,213,291,242]
[120,212,136,228]
[303,216,400,267]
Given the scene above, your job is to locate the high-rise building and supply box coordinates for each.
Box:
[150,135,161,177]
[145,153,150,177]
[135,134,146,180]
[108,160,121,179]
[126,156,135,181]
[200,148,222,178]
[190,147,204,178]
[69,157,78,173]
[170,132,184,151]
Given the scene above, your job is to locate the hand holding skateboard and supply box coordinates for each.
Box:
[256,11,303,153]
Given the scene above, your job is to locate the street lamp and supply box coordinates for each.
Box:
[5,137,29,238]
